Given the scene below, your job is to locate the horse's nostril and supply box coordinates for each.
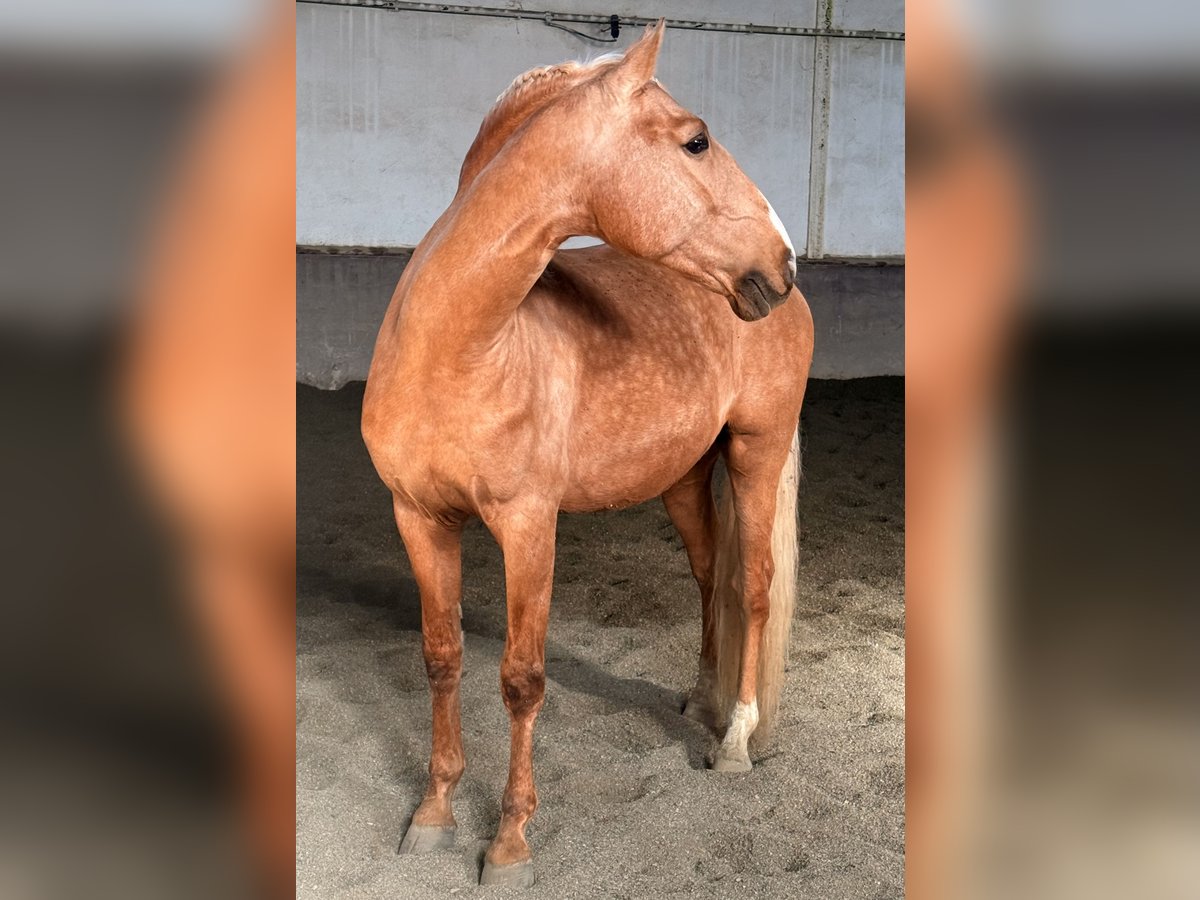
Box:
[782,253,796,290]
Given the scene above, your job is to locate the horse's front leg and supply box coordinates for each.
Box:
[394,501,466,854]
[480,502,557,888]
[662,450,720,728]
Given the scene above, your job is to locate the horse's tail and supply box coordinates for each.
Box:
[711,427,800,749]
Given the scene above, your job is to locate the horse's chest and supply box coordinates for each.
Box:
[382,372,564,502]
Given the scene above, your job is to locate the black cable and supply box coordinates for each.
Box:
[542,13,620,44]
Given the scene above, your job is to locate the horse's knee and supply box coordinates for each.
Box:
[501,786,538,821]
[423,643,462,690]
[500,661,545,718]
[430,747,465,784]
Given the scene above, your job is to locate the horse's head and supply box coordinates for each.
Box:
[577,21,797,321]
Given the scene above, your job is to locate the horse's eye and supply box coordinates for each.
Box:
[684,133,709,155]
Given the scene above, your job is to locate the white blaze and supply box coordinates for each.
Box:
[762,193,797,280]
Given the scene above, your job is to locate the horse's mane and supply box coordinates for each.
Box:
[457,53,624,190]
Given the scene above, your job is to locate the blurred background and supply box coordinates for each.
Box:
[908,0,1200,898]
[0,1,292,898]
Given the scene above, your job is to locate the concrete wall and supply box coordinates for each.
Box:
[296,2,904,382]
[298,251,902,388]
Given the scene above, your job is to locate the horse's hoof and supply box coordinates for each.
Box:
[397,824,456,854]
[709,749,753,773]
[480,858,536,888]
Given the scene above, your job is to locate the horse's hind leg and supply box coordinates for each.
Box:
[661,447,720,729]
[712,430,793,773]
[480,502,557,888]
[393,501,466,854]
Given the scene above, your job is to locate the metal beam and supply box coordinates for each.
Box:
[295,0,906,42]
[805,0,835,259]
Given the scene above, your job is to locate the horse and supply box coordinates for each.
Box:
[361,21,814,888]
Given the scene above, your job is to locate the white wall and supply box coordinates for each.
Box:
[296,1,904,259]
[822,37,906,256]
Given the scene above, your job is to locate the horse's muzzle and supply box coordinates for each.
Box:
[731,270,792,322]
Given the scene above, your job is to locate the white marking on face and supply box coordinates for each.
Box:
[762,193,796,280]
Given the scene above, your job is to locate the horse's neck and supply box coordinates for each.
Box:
[394,154,584,360]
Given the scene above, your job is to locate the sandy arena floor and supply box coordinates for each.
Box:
[297,377,904,899]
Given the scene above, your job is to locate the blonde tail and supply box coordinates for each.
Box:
[711,428,800,749]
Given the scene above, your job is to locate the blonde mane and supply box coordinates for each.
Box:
[457,54,624,190]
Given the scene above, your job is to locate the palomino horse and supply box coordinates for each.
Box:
[361,21,813,888]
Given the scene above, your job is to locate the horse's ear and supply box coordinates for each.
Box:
[612,19,665,93]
